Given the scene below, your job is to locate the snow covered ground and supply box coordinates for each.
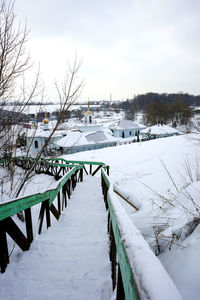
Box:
[0,167,57,203]
[62,133,200,300]
[1,133,200,299]
[0,176,112,300]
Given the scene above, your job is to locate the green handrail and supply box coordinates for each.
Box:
[0,157,106,222]
[0,156,105,167]
[46,157,105,166]
[101,168,183,300]
[0,165,82,221]
[101,168,140,300]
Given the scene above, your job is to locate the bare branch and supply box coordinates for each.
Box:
[15,56,83,198]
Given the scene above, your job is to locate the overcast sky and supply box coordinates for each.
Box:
[15,0,200,102]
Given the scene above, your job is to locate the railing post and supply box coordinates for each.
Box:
[71,174,76,190]
[57,191,61,214]
[75,171,78,184]
[62,186,67,210]
[0,221,9,273]
[107,166,110,176]
[80,168,83,182]
[3,217,30,251]
[38,200,51,234]
[101,173,108,210]
[67,179,71,199]
[25,207,33,243]
[110,225,117,290]
[83,165,88,175]
[45,200,51,229]
[116,265,125,300]
[64,182,67,207]
[104,185,108,210]
[107,212,111,233]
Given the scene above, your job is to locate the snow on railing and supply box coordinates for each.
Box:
[101,168,183,300]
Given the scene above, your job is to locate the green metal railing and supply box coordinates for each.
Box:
[0,157,182,300]
[6,156,109,177]
[0,165,83,221]
[101,168,139,299]
[101,168,182,300]
[0,157,106,274]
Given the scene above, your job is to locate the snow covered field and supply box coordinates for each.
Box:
[62,134,200,300]
[1,133,200,299]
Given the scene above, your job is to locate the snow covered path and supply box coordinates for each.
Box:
[0,176,112,300]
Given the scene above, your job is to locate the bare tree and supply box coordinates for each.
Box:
[0,1,83,204]
[0,0,30,102]
[0,0,43,202]
[0,0,42,155]
[15,56,83,198]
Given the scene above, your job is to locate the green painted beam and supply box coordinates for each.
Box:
[0,166,83,221]
[107,194,140,300]
[0,159,7,164]
[0,191,50,222]
[0,157,105,222]
[44,163,80,168]
[101,168,140,300]
[46,158,105,166]
[11,156,105,167]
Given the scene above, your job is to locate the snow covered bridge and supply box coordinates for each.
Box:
[0,157,182,299]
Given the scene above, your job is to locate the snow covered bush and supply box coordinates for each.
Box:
[150,157,200,255]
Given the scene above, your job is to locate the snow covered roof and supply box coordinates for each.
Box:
[109,120,145,130]
[141,125,179,135]
[26,128,64,138]
[86,131,114,143]
[75,124,102,132]
[56,130,117,148]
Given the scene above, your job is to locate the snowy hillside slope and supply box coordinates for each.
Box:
[63,134,200,300]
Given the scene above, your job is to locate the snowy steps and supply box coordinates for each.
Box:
[1,176,112,300]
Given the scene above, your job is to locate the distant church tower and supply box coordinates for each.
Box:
[43,112,49,130]
[85,99,93,124]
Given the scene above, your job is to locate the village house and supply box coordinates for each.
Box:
[55,103,117,154]
[141,124,179,140]
[26,129,65,156]
[56,130,117,154]
[27,103,118,156]
[109,120,145,138]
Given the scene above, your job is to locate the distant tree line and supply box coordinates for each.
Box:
[143,101,192,126]
[109,92,198,125]
[2,101,56,106]
[118,93,200,111]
